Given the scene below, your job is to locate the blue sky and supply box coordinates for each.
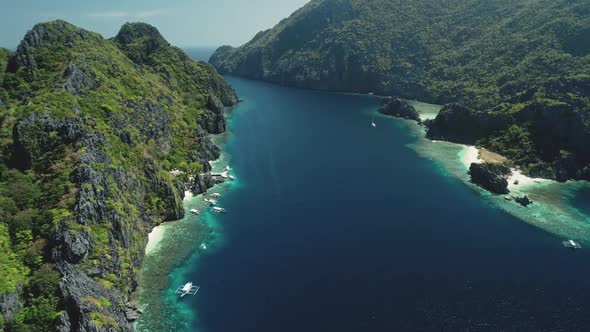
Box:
[0,0,310,49]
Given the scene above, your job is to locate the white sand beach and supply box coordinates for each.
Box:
[145,224,168,255]
[457,145,550,189]
[508,169,549,190]
[459,145,482,169]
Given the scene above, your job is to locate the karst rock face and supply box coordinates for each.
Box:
[0,20,237,331]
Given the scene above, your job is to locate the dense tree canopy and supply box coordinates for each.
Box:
[211,0,590,180]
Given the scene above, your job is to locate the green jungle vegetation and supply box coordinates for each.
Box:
[0,20,234,331]
[211,0,590,179]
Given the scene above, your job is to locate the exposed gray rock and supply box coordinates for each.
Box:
[0,288,21,321]
[63,62,99,95]
[469,163,511,194]
[11,113,87,170]
[513,195,533,207]
[203,95,227,134]
[59,228,93,263]
[191,172,226,195]
[190,125,220,172]
[57,263,133,332]
[124,302,142,322]
[379,97,420,122]
[126,101,170,142]
[192,173,215,195]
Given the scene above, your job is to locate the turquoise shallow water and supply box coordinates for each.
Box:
[402,119,590,244]
[136,76,590,332]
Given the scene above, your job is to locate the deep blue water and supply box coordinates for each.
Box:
[183,77,590,331]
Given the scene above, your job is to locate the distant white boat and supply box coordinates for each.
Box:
[563,239,582,250]
[200,243,207,250]
[371,116,376,127]
[175,282,199,298]
[226,166,231,171]
[211,193,222,198]
[204,198,217,205]
[189,209,200,215]
[212,207,226,213]
[228,175,236,180]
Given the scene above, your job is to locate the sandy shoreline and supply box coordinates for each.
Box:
[507,170,549,190]
[459,145,482,169]
[145,224,168,255]
[458,145,551,189]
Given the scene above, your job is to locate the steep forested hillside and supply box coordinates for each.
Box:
[0,20,236,331]
[211,0,590,181]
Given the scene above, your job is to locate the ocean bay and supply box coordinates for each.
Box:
[137,76,590,332]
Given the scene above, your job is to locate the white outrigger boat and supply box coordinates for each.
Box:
[212,207,226,213]
[200,243,207,250]
[204,198,217,205]
[563,239,582,250]
[211,193,222,198]
[175,282,199,298]
[189,209,200,215]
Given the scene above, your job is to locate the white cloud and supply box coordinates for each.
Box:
[87,10,165,19]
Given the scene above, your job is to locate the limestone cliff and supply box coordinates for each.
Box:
[0,20,236,331]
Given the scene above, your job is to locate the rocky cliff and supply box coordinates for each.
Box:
[468,163,511,195]
[0,20,236,332]
[378,97,420,122]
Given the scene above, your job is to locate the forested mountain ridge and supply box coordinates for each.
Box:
[211,0,590,181]
[0,20,236,331]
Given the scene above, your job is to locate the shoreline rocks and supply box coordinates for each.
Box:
[469,163,511,194]
[378,97,421,122]
[513,195,533,207]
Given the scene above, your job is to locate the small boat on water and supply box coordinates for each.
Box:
[211,193,222,198]
[212,207,226,213]
[175,282,199,298]
[226,166,231,171]
[189,209,200,215]
[204,198,217,205]
[228,175,236,180]
[563,239,582,250]
[200,243,207,250]
[371,116,376,127]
